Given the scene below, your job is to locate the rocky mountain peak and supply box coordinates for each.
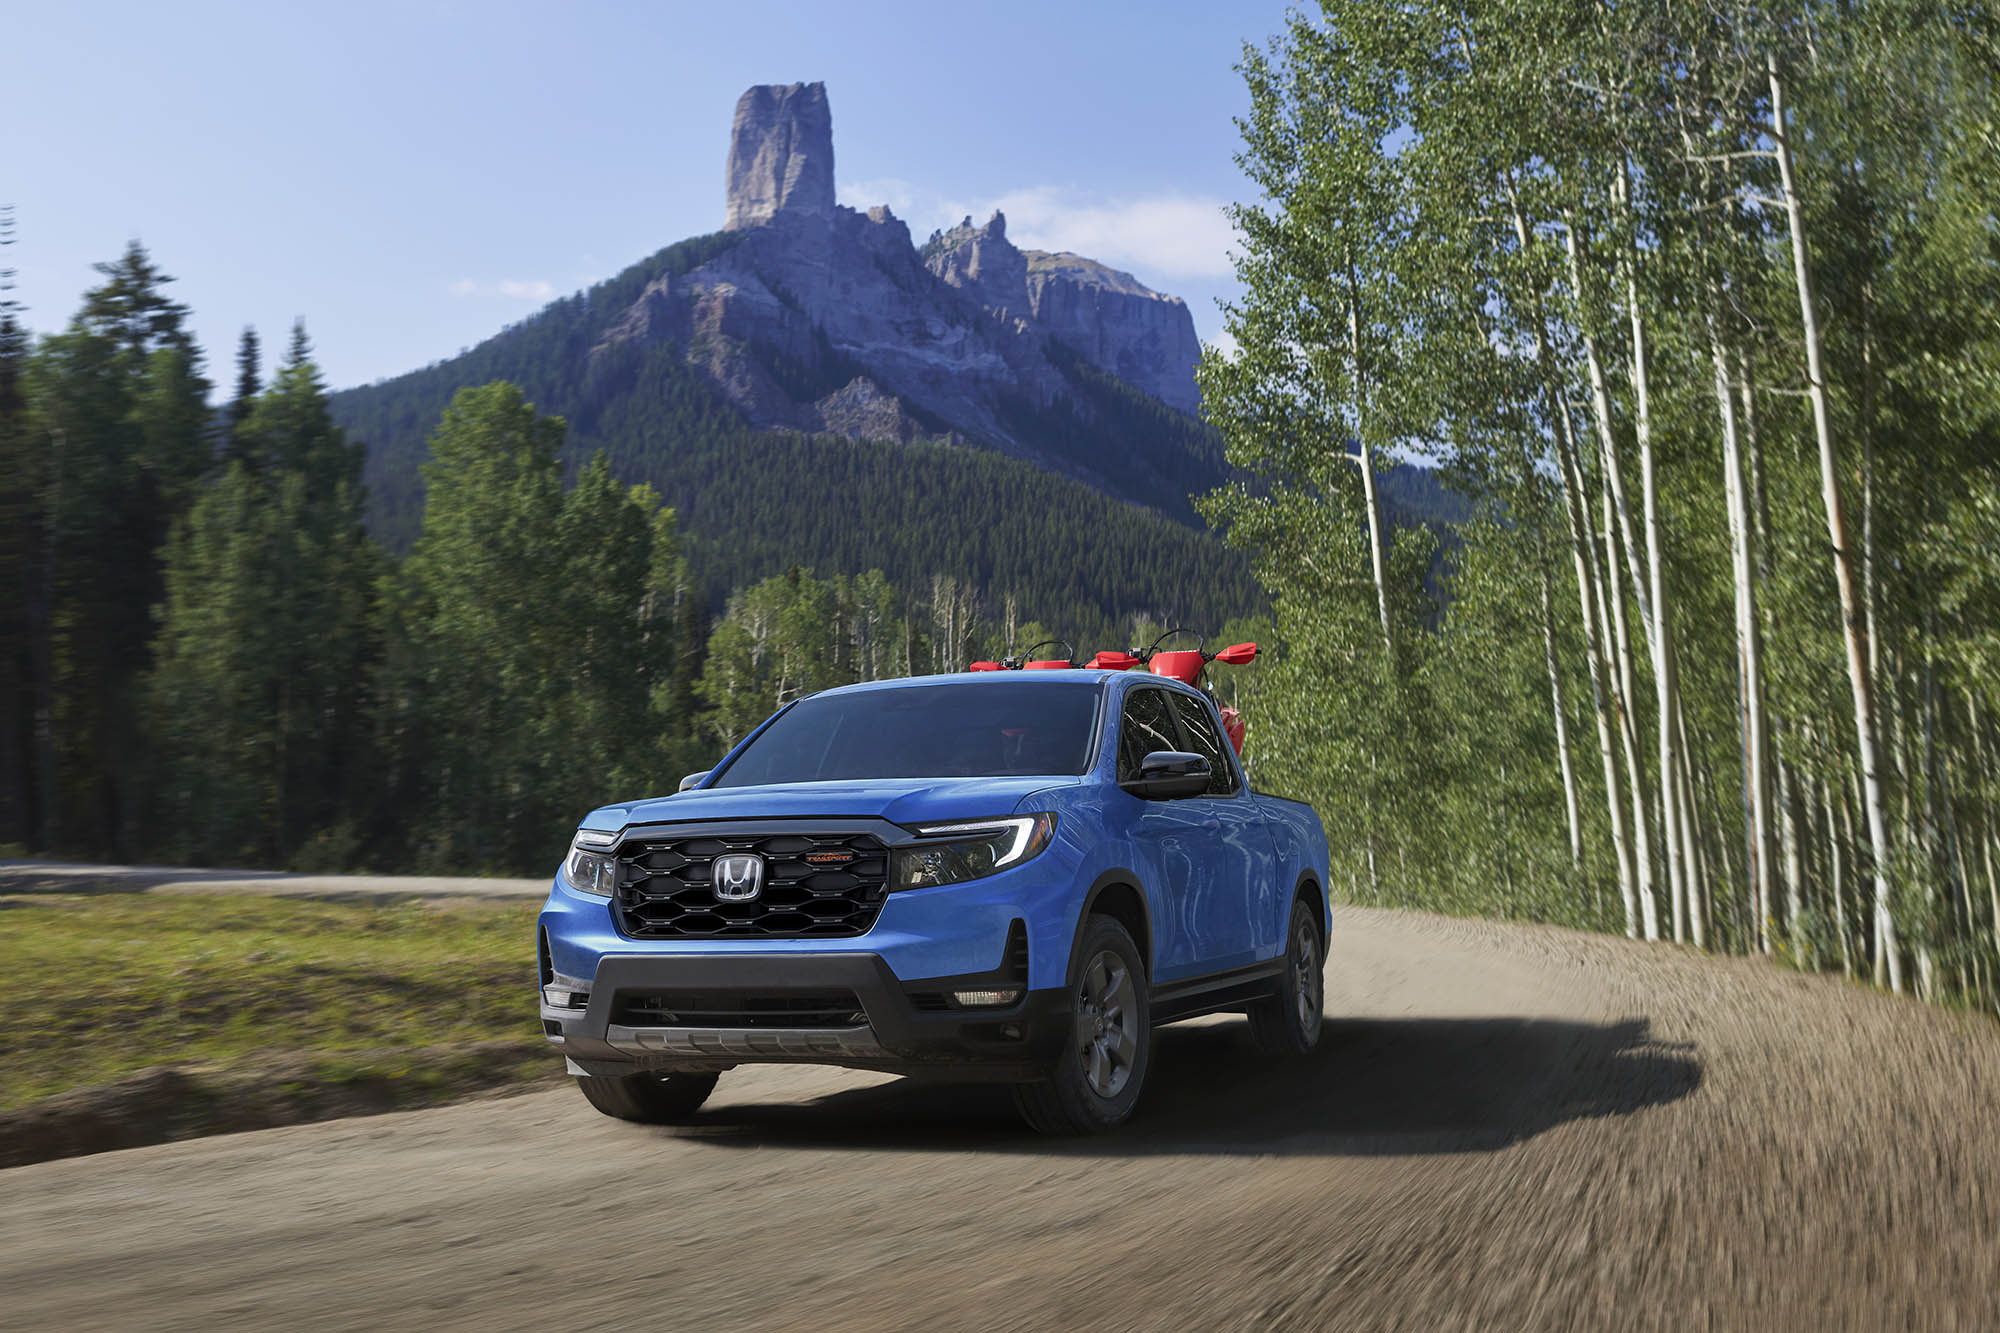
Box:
[723,82,835,231]
[924,213,1203,415]
[925,211,1030,318]
[598,81,1208,501]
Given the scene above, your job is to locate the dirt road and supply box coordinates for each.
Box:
[4,904,1996,1330]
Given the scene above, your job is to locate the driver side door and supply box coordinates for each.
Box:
[1166,690,1269,972]
[1117,686,1255,982]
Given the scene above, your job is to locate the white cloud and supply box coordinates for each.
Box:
[840,177,936,222]
[839,180,1237,285]
[449,278,556,301]
[992,188,1237,280]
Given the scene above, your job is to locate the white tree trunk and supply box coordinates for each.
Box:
[1769,53,1901,992]
[1566,223,1670,938]
[1975,694,2000,958]
[1674,689,1709,949]
[1502,179,1642,936]
[1778,758,1806,952]
[1712,327,1775,952]
[1346,265,1394,658]
[1627,280,1689,947]
[1828,775,1853,977]
[1738,349,1780,953]
[1555,399,1642,936]
[1595,472,1661,938]
[1357,440,1394,654]
[1568,220,1654,633]
[1539,549,1586,870]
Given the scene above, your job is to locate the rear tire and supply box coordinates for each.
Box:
[1014,915,1150,1135]
[1248,899,1324,1056]
[575,1070,720,1123]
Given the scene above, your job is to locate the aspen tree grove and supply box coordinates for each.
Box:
[1201,0,2000,1007]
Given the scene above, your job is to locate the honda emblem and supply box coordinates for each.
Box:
[711,853,765,902]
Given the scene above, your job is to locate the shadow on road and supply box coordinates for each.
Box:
[674,1015,1700,1156]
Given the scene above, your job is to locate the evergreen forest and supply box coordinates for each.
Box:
[0,239,1265,873]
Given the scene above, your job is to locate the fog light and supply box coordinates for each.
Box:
[543,986,590,1009]
[951,988,1022,1008]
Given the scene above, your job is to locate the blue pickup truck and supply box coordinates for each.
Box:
[537,668,1331,1134]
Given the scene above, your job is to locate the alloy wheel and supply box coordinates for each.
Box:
[1292,921,1324,1039]
[1076,949,1140,1098]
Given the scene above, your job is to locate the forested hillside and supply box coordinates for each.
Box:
[327,231,1256,632]
[1208,0,2000,1013]
[332,231,746,543]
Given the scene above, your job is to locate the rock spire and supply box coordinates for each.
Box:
[723,82,836,231]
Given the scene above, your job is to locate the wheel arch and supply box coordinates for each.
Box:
[1292,870,1328,944]
[1071,870,1154,984]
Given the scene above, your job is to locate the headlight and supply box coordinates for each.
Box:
[892,814,1056,891]
[562,832,620,897]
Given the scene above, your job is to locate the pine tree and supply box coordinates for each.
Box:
[225,326,261,468]
[392,381,679,871]
[0,205,34,846]
[148,321,384,865]
[29,241,211,853]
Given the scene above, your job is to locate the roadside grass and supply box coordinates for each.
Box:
[0,893,547,1110]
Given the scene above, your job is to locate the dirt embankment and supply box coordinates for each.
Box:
[0,1042,561,1169]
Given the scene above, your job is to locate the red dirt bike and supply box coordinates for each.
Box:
[973,630,1258,754]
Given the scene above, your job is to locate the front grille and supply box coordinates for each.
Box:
[613,990,866,1028]
[614,831,891,939]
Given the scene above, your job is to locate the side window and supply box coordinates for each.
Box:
[1117,689,1182,782]
[1169,692,1239,796]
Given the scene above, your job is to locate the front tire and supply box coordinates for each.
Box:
[1248,899,1325,1055]
[1014,915,1151,1135]
[575,1070,720,1123]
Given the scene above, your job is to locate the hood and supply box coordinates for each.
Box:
[584,776,1082,834]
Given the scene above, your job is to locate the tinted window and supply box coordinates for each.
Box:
[1117,688,1183,782]
[1170,692,1239,795]
[712,682,1100,786]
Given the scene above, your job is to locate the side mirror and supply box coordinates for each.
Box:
[1122,750,1211,800]
[677,771,710,793]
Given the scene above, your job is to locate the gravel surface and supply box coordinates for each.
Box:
[3,902,1996,1330]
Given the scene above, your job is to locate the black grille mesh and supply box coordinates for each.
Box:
[614,832,890,939]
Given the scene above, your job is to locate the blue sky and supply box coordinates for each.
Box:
[10,0,1293,390]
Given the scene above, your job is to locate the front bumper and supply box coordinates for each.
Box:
[539,813,1092,1079]
[545,950,1069,1081]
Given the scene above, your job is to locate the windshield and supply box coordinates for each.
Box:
[710,681,1101,787]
